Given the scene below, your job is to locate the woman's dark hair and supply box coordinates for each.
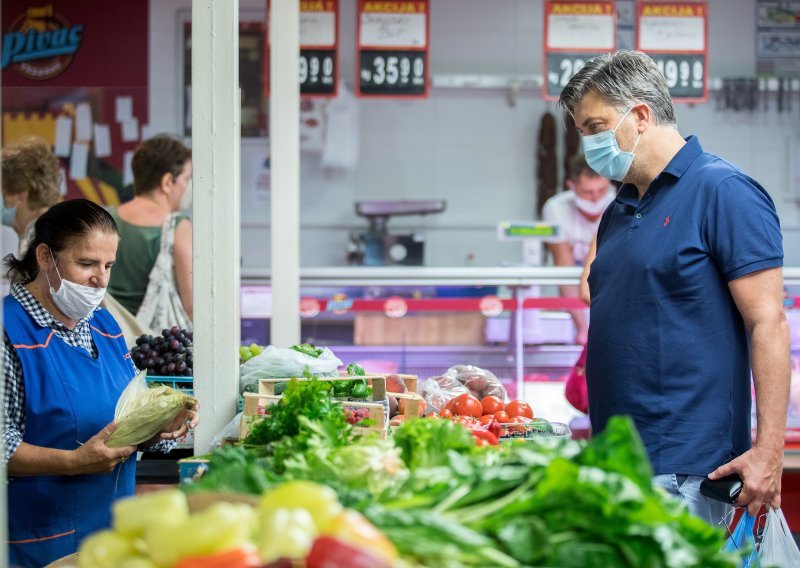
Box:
[4,199,118,283]
[131,134,191,196]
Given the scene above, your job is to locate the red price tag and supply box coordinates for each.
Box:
[356,0,429,98]
[636,2,708,102]
[300,297,321,319]
[543,1,617,101]
[479,295,504,317]
[384,296,408,318]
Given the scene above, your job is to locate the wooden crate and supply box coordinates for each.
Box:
[258,374,387,402]
[338,371,418,394]
[239,391,388,440]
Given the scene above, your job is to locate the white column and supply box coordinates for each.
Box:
[191,0,241,452]
[269,0,301,346]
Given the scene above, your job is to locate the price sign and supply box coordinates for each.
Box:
[264,1,339,97]
[300,0,338,97]
[636,2,708,102]
[543,1,616,100]
[357,0,429,98]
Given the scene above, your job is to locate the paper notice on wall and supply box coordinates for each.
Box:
[121,118,139,142]
[123,151,134,186]
[54,116,73,157]
[93,124,112,158]
[75,103,93,142]
[115,96,133,122]
[69,142,89,180]
[141,124,155,141]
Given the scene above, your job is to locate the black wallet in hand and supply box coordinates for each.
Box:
[699,473,743,504]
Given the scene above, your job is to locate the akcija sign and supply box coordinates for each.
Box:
[2,5,84,80]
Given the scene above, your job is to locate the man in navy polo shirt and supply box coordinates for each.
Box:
[558,50,790,525]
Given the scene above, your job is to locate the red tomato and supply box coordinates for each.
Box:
[439,408,453,418]
[505,400,534,419]
[471,429,499,446]
[494,410,510,423]
[512,415,532,423]
[451,394,483,418]
[480,396,504,416]
[478,414,495,426]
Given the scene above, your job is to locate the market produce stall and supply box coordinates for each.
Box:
[62,368,746,568]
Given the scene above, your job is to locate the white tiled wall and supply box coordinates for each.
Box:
[149,0,800,269]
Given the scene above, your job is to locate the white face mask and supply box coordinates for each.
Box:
[46,250,106,320]
[573,195,608,216]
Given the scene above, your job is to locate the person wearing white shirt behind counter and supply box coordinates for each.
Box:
[540,153,614,345]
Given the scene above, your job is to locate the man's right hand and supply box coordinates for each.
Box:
[71,422,136,475]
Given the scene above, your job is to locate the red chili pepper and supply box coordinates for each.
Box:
[471,429,499,446]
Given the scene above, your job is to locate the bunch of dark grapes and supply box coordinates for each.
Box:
[131,326,193,376]
[344,407,370,425]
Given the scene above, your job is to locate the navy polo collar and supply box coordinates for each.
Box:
[616,135,704,203]
[663,135,703,178]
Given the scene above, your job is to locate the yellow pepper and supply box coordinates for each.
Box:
[78,530,136,568]
[258,481,342,532]
[113,489,189,537]
[324,509,398,564]
[257,507,318,562]
[144,502,256,567]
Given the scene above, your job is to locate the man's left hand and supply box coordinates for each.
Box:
[708,445,783,515]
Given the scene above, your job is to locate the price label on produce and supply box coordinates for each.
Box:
[300,0,338,97]
[357,0,429,98]
[636,1,708,102]
[543,1,617,100]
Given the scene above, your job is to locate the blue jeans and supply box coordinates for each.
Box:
[653,474,733,527]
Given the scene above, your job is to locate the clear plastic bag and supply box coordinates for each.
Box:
[419,364,509,412]
[759,507,800,567]
[446,364,507,401]
[239,345,342,394]
[419,374,470,413]
[202,412,243,454]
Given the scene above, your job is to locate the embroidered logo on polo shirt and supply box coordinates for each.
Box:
[663,215,671,226]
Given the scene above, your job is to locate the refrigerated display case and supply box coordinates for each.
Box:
[240,266,800,532]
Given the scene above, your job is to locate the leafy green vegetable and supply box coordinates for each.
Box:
[575,415,653,491]
[290,343,324,358]
[392,416,475,470]
[346,362,366,376]
[243,377,352,474]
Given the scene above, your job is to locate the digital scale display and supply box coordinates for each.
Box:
[497,222,560,240]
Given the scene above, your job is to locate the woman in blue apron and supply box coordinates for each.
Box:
[3,199,196,567]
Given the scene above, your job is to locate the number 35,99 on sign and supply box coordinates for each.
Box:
[357,0,430,98]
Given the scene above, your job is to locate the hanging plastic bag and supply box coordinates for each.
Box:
[723,511,761,568]
[239,345,342,394]
[759,507,800,567]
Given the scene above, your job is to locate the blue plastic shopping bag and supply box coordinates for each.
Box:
[723,511,761,568]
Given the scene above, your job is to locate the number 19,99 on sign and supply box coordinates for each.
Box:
[300,49,336,96]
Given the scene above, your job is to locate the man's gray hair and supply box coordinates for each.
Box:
[558,50,677,126]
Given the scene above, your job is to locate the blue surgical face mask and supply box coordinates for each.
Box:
[2,205,16,227]
[581,107,642,182]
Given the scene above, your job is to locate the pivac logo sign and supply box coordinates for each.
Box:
[1,5,83,80]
